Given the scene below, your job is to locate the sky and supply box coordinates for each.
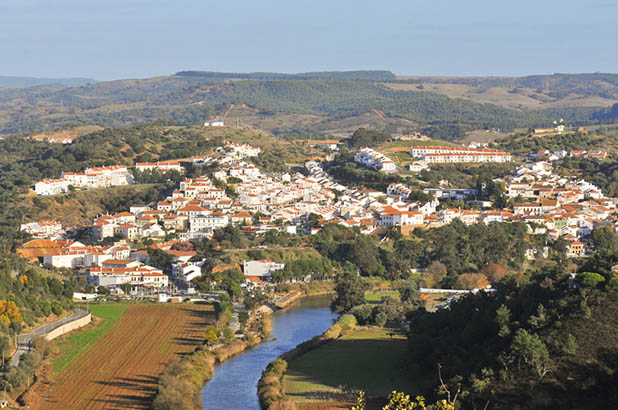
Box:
[0,0,617,80]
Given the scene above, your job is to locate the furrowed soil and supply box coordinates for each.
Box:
[32,303,215,410]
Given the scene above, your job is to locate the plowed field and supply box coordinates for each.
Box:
[38,303,214,410]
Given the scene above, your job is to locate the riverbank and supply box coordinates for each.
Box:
[257,314,351,409]
[155,291,332,410]
[201,295,336,410]
[274,281,335,310]
[153,304,273,410]
[258,318,414,410]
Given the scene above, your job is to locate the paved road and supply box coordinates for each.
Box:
[10,308,89,367]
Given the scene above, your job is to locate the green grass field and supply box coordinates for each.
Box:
[283,327,417,403]
[364,291,400,304]
[52,304,128,374]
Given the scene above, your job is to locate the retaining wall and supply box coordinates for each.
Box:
[44,311,92,341]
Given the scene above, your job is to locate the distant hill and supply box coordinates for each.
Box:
[393,73,618,110]
[174,70,396,81]
[0,71,616,137]
[0,76,96,88]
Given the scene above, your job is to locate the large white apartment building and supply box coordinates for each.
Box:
[354,148,397,172]
[62,165,132,188]
[135,161,184,173]
[410,146,512,164]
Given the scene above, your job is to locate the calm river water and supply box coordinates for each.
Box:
[202,296,337,410]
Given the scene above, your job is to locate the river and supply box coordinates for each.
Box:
[202,295,337,410]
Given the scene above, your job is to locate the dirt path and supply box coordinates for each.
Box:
[36,303,214,410]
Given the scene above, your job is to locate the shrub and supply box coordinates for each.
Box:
[337,314,357,331]
[323,323,342,339]
[350,304,374,325]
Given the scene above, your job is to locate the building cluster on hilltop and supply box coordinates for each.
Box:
[20,140,618,292]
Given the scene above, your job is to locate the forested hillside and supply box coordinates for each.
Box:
[1,72,615,138]
[174,70,397,81]
[407,257,618,410]
[401,73,618,100]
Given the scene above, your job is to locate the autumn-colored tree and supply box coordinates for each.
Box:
[455,273,489,290]
[481,263,508,284]
[0,300,22,323]
[204,326,219,345]
[424,261,447,288]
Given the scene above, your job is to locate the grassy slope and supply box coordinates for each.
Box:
[18,184,159,227]
[283,327,417,402]
[52,304,128,374]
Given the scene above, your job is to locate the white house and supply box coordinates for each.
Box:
[243,260,285,278]
[204,120,224,127]
[378,210,424,227]
[34,178,70,195]
[354,148,396,172]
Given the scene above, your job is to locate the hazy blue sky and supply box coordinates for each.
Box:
[1,0,616,80]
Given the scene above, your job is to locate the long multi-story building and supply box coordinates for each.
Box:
[135,160,184,173]
[410,146,512,164]
[62,165,132,188]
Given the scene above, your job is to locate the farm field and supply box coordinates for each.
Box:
[283,327,417,408]
[34,303,215,410]
[53,304,128,373]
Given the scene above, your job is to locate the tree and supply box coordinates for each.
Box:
[495,304,511,337]
[344,236,383,276]
[148,248,174,271]
[481,263,508,285]
[221,326,234,343]
[331,266,367,313]
[455,273,488,290]
[394,280,421,307]
[577,272,605,289]
[590,225,618,255]
[510,329,552,378]
[562,334,578,355]
[204,326,219,345]
[238,311,249,327]
[424,261,447,288]
[0,335,10,364]
[120,283,132,295]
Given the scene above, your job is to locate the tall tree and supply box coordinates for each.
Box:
[332,265,367,313]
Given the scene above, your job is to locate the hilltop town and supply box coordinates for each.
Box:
[17,130,615,300]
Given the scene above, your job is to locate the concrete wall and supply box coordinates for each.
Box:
[45,312,91,341]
